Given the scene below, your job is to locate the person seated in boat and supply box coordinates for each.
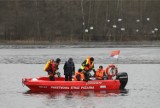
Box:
[95,65,107,80]
[63,58,75,81]
[74,68,85,81]
[44,58,61,81]
[106,64,118,80]
[80,56,96,82]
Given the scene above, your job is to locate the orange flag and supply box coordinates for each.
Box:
[110,50,120,58]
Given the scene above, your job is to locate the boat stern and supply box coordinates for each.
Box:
[116,72,128,89]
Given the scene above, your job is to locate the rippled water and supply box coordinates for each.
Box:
[0,47,160,108]
[0,46,160,64]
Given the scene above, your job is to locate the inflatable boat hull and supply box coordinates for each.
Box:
[22,77,122,92]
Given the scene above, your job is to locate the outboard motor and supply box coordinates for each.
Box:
[116,72,128,89]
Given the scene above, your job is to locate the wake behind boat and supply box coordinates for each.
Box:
[22,72,128,92]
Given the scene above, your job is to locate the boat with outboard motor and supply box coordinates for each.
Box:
[22,72,128,92]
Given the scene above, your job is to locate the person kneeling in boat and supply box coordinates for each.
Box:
[95,65,107,80]
[44,58,61,81]
[80,56,96,82]
[74,68,85,81]
[106,64,118,80]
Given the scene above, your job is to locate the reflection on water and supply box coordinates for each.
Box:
[24,89,129,99]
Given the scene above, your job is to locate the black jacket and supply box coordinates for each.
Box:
[63,61,75,75]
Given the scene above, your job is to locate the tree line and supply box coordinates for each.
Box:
[0,0,160,44]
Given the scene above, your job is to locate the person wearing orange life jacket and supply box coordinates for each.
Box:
[44,58,61,81]
[106,64,118,80]
[95,65,106,80]
[74,68,85,81]
[81,57,96,82]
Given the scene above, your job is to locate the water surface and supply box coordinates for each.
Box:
[0,47,160,108]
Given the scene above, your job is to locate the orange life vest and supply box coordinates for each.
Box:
[106,64,118,80]
[44,60,52,71]
[81,57,94,71]
[74,72,85,81]
[95,69,105,80]
[44,60,57,73]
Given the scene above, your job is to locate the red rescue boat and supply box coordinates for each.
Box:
[22,72,128,92]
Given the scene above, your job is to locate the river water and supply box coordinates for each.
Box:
[0,46,160,108]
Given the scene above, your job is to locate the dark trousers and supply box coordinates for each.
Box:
[49,75,55,81]
[65,74,72,81]
[84,72,90,82]
[47,71,55,81]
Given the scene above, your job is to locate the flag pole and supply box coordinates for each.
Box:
[110,50,120,64]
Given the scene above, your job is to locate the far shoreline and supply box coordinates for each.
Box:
[0,40,160,49]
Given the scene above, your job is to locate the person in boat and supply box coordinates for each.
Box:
[44,58,61,81]
[106,64,118,80]
[80,56,96,82]
[63,58,75,81]
[74,68,85,81]
[95,65,107,80]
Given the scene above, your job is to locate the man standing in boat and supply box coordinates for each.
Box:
[44,58,61,81]
[81,56,96,82]
[63,58,75,81]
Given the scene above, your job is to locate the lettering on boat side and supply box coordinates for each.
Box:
[81,86,94,89]
[100,85,106,88]
[51,86,69,89]
[49,86,95,90]
[71,86,80,89]
[38,86,47,88]
[86,82,102,85]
